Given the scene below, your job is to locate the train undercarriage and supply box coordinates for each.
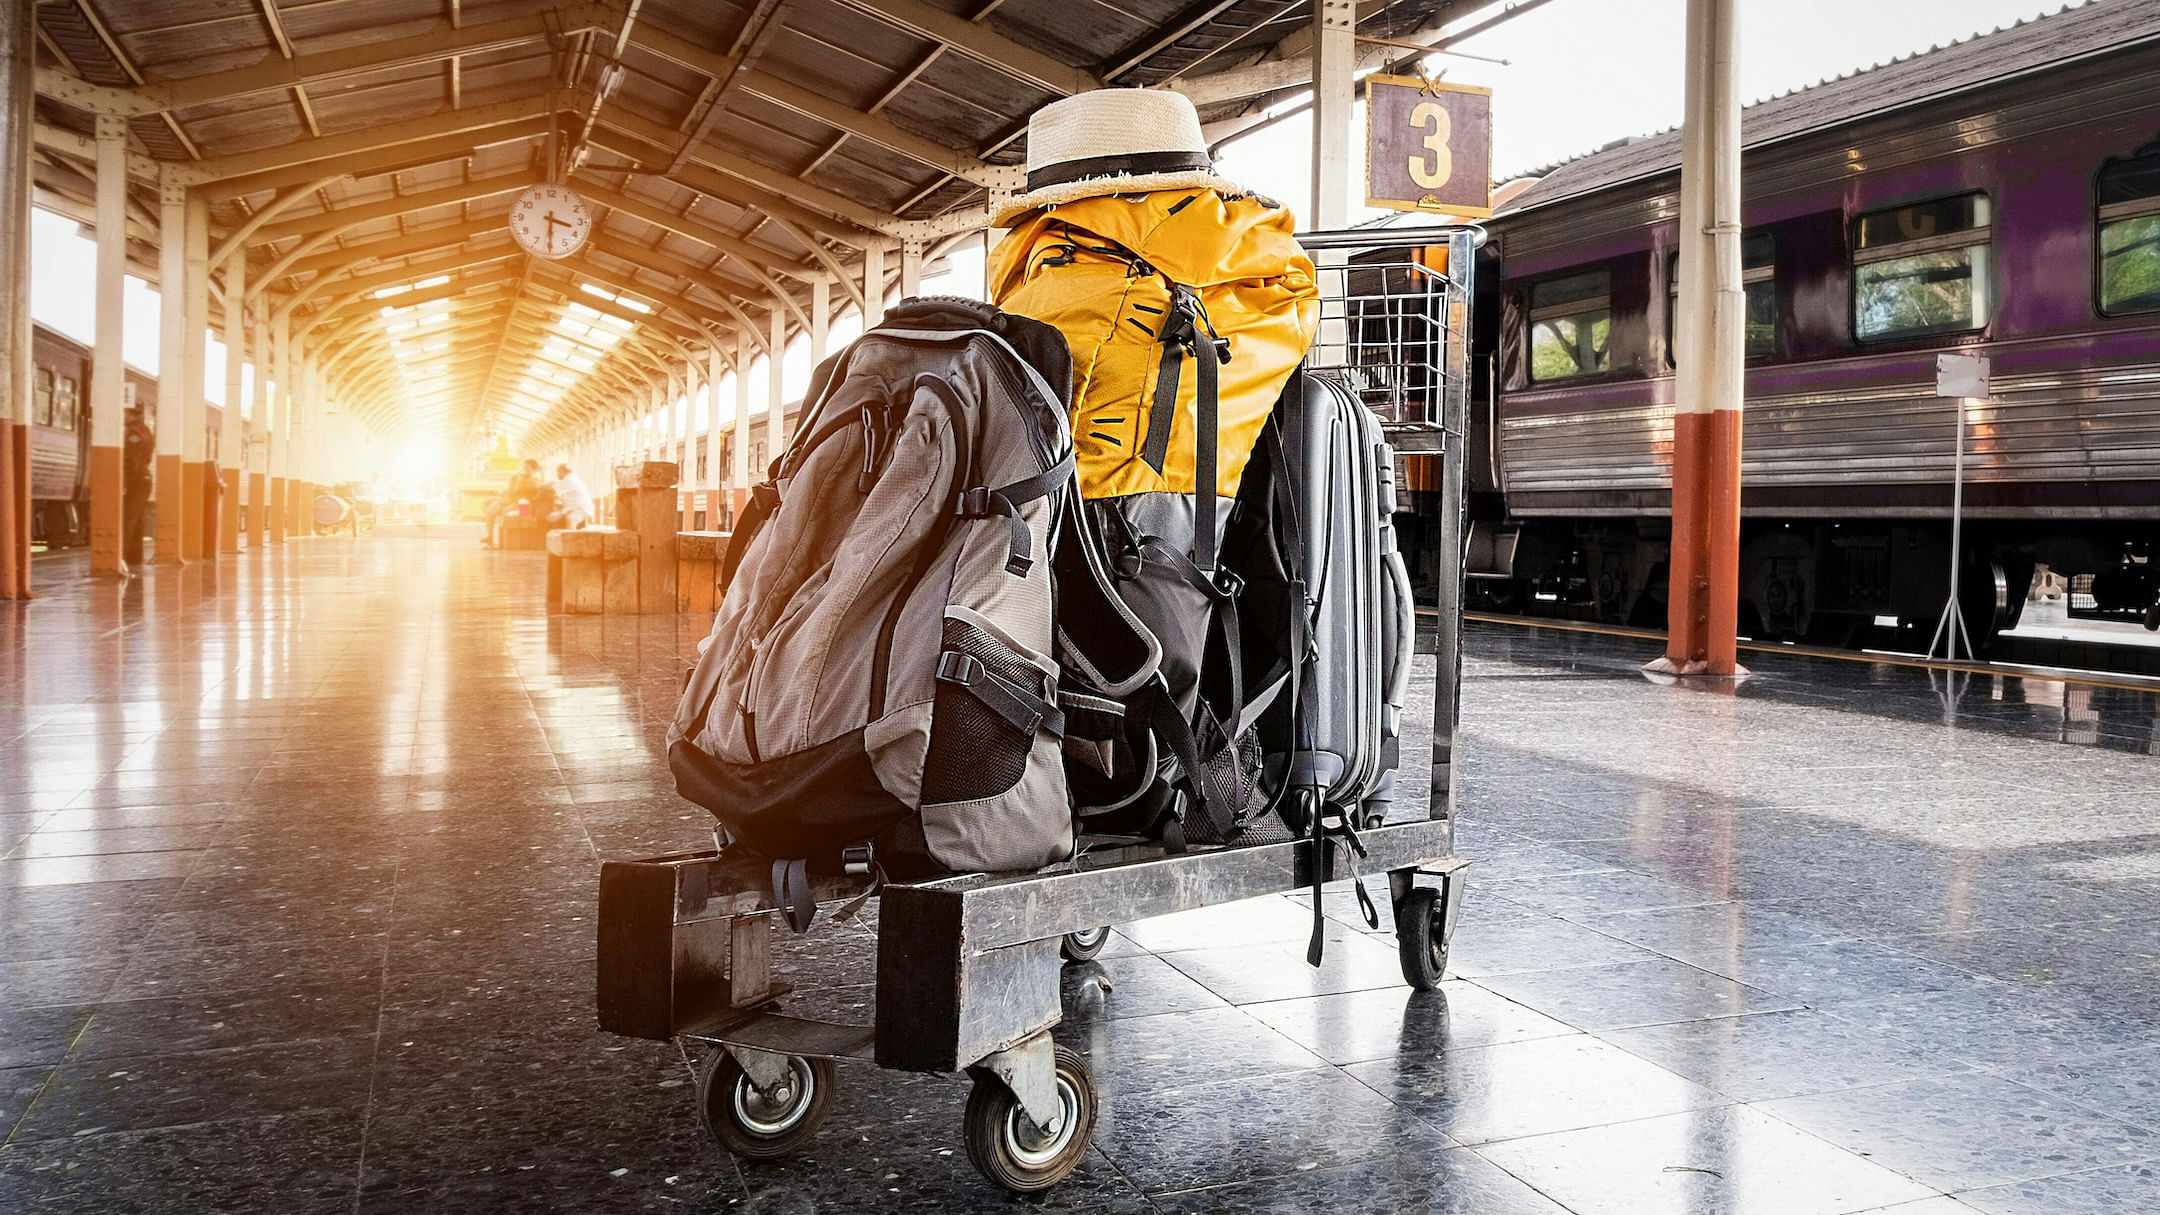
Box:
[1426,506,2157,656]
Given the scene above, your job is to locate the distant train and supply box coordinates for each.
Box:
[27,323,228,550]
[1458,4,2160,651]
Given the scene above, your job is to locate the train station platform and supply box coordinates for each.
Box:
[2,533,2155,1212]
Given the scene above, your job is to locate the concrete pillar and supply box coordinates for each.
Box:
[154,174,188,564]
[246,290,270,549]
[706,342,724,508]
[268,313,287,542]
[811,277,831,366]
[1308,0,1356,229]
[0,0,30,599]
[863,242,886,328]
[768,303,787,461]
[731,328,751,512]
[219,255,245,552]
[182,193,210,559]
[88,114,127,576]
[899,239,924,300]
[1654,0,1745,679]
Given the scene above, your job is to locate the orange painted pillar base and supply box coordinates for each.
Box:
[154,454,185,564]
[219,468,242,553]
[0,422,29,599]
[246,472,266,549]
[182,461,208,559]
[89,445,124,576]
[1653,408,1745,677]
[268,476,285,542]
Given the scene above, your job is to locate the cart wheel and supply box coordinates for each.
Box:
[963,1045,1097,1193]
[1060,927,1111,963]
[1395,886,1449,992]
[697,1051,834,1160]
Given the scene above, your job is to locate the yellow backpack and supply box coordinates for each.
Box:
[987,189,1319,504]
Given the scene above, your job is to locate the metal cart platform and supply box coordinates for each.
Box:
[595,225,1480,1193]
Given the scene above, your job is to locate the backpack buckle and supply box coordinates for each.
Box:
[956,487,994,517]
[935,650,984,686]
[840,844,874,879]
[1212,567,1245,599]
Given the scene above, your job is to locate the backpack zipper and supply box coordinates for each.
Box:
[868,386,972,720]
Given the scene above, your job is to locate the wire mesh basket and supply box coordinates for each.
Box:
[1298,226,1480,454]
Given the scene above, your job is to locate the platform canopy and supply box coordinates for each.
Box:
[26,0,1493,457]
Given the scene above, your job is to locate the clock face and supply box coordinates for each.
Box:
[508,184,592,259]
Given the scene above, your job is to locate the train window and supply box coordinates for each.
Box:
[2098,149,2160,315]
[1852,192,1993,342]
[54,377,79,430]
[33,368,52,427]
[1667,231,1779,359]
[1527,269,1611,381]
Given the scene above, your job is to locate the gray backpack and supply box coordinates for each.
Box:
[668,299,1117,925]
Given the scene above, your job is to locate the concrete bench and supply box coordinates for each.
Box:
[676,531,734,612]
[548,527,638,615]
[501,515,550,551]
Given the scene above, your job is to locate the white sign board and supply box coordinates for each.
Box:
[1935,352,1990,399]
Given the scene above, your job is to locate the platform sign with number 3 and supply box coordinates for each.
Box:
[1364,76,1493,216]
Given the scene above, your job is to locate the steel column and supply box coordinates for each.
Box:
[898,239,923,300]
[0,0,28,599]
[154,174,188,564]
[268,313,288,542]
[182,194,210,558]
[1654,0,1745,678]
[89,115,128,575]
[768,304,787,460]
[1308,0,1356,229]
[863,242,886,328]
[247,287,271,549]
[707,342,724,518]
[731,329,751,513]
[810,277,830,366]
[220,255,245,552]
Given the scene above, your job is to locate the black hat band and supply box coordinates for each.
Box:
[1026,150,1212,193]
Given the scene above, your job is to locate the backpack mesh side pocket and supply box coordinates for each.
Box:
[922,618,1046,804]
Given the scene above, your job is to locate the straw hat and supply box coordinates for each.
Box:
[992,89,1241,227]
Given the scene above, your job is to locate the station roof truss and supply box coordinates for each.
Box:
[29,0,1491,454]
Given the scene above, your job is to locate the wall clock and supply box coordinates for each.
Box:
[509,183,593,259]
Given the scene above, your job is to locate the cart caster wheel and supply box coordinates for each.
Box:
[963,1045,1097,1193]
[1060,926,1111,963]
[697,1052,834,1160]
[1396,886,1449,992]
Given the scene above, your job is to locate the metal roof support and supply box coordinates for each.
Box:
[578,182,816,282]
[809,277,830,365]
[831,0,1099,96]
[208,115,554,200]
[252,171,540,246]
[88,113,127,575]
[122,6,610,115]
[209,176,339,273]
[196,94,560,186]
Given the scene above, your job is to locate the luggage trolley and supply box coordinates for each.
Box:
[594,225,1480,1194]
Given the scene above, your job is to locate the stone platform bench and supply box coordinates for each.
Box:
[676,531,734,612]
[547,527,639,615]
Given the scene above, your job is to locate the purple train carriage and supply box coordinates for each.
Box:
[1448,2,2160,652]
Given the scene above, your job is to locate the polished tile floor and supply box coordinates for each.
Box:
[3,532,2159,1213]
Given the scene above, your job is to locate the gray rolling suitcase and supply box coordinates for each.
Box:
[1283,370,1415,827]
